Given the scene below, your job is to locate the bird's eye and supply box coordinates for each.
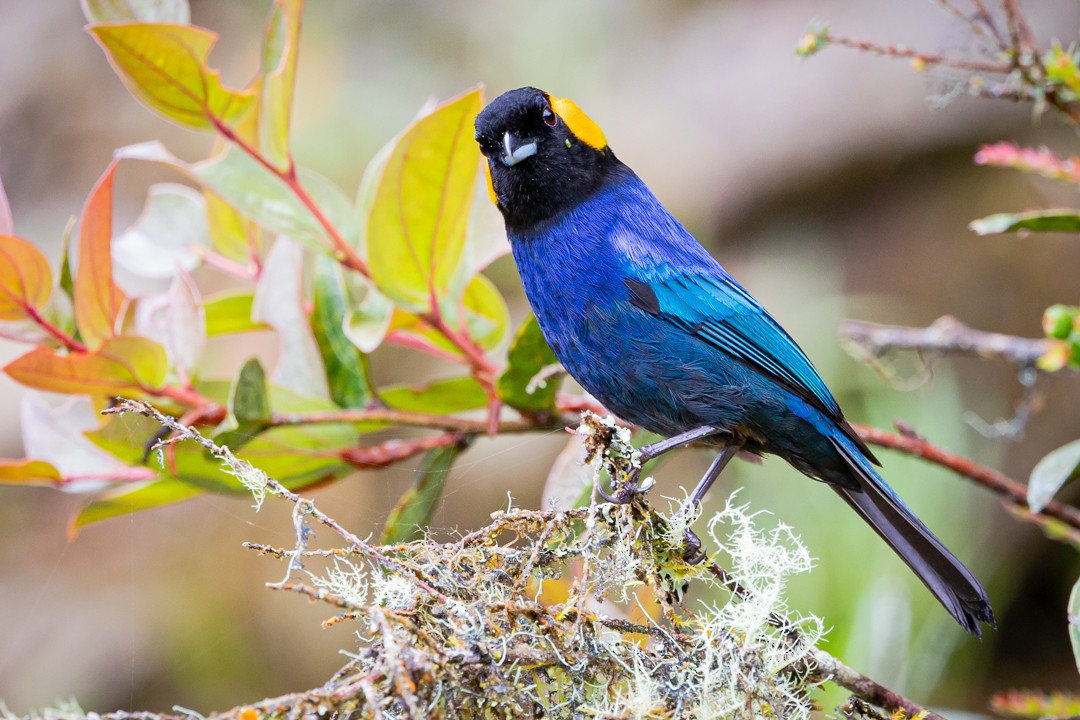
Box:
[542,106,557,127]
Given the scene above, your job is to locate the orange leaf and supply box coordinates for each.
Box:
[75,160,126,349]
[0,235,52,321]
[5,336,167,396]
[0,458,62,486]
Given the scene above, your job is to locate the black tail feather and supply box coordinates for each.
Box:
[830,439,995,636]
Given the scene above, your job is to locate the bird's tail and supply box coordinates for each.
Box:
[829,434,995,636]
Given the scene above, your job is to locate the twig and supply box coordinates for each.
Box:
[103,399,451,603]
[810,650,946,720]
[840,316,1050,368]
[707,560,945,720]
[854,422,1080,543]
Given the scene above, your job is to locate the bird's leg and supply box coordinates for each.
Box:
[681,444,739,564]
[638,425,722,464]
[599,424,723,503]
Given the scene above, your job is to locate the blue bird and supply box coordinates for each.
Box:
[474,87,994,635]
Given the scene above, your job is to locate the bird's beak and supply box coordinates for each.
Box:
[501,131,537,167]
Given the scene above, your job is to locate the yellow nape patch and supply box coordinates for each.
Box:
[484,160,498,206]
[549,95,607,150]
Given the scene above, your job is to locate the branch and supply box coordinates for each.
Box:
[840,316,1050,368]
[854,422,1080,545]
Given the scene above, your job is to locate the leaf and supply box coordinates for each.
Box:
[312,255,375,409]
[1028,439,1080,513]
[381,441,465,543]
[1071,576,1080,674]
[230,358,272,425]
[21,391,132,490]
[115,141,356,257]
[75,160,126,348]
[112,183,209,296]
[205,189,259,263]
[203,290,265,336]
[0,459,62,486]
[541,435,592,511]
[380,376,488,414]
[970,209,1080,235]
[498,314,561,414]
[459,273,509,351]
[342,274,394,353]
[260,0,302,171]
[0,148,13,235]
[367,87,484,312]
[0,235,53,321]
[252,237,330,399]
[5,336,168,396]
[70,478,203,535]
[81,0,190,24]
[88,23,257,131]
[132,272,206,382]
[213,357,272,450]
[88,408,355,495]
[197,146,356,252]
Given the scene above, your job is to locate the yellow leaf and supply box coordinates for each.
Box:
[0,235,53,321]
[367,87,483,312]
[88,23,257,131]
[260,0,303,171]
[75,160,125,349]
[4,336,168,396]
[0,459,62,486]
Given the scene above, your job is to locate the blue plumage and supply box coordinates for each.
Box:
[475,86,993,634]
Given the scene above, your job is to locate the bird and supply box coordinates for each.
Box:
[473,86,994,635]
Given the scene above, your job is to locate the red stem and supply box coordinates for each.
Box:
[210,117,370,276]
[25,305,88,353]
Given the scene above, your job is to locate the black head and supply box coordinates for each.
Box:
[474,87,623,233]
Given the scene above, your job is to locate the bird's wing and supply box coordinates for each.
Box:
[624,272,843,420]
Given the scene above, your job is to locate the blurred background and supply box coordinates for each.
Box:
[2,0,1080,715]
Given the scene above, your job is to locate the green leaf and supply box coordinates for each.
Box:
[367,87,483,312]
[380,376,487,414]
[203,290,266,336]
[87,410,355,495]
[312,255,375,409]
[70,477,203,535]
[498,314,561,413]
[88,23,256,131]
[970,209,1080,235]
[381,441,466,543]
[211,357,271,451]
[1028,439,1080,513]
[81,0,190,24]
[196,148,357,254]
[260,0,302,171]
[195,146,330,251]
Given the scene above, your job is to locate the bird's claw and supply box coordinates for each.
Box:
[596,473,655,504]
[682,528,706,565]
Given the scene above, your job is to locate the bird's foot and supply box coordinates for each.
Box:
[682,528,706,565]
[596,474,655,504]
